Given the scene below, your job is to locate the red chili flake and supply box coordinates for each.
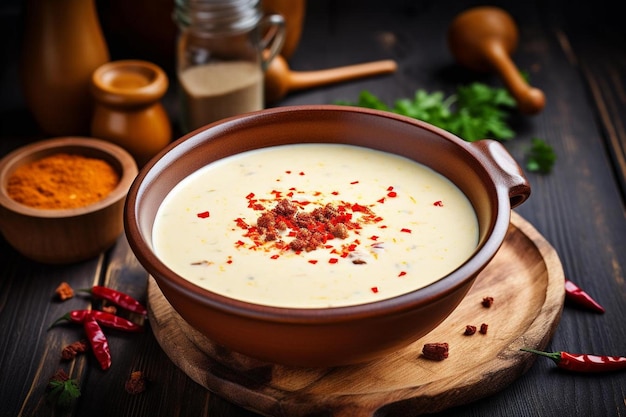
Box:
[351,203,369,212]
[125,371,147,395]
[299,171,305,176]
[350,180,359,184]
[479,323,488,334]
[464,325,477,336]
[433,200,444,207]
[61,339,89,360]
[332,191,339,195]
[422,342,449,361]
[387,186,394,191]
[398,271,407,277]
[249,202,265,210]
[308,260,318,264]
[371,286,379,293]
[197,211,210,218]
[369,235,379,241]
[246,193,255,200]
[270,254,280,259]
[328,258,339,264]
[377,198,386,203]
[387,191,397,198]
[285,170,291,174]
[55,282,74,301]
[226,257,233,264]
[481,296,494,308]
[235,240,245,247]
[400,228,412,233]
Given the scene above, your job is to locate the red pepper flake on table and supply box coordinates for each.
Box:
[464,325,477,335]
[55,282,74,301]
[125,371,147,395]
[61,340,89,360]
[481,296,494,308]
[422,342,449,361]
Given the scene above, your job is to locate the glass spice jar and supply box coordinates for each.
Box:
[173,0,286,133]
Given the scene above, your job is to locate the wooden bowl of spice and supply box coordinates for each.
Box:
[0,137,137,264]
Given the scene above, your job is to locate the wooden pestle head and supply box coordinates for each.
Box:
[447,6,519,72]
[447,6,545,114]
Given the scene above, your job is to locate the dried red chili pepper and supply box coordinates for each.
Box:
[81,286,147,316]
[521,348,626,373]
[50,310,143,332]
[83,314,111,370]
[564,279,605,314]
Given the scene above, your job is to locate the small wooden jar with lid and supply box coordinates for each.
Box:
[91,60,172,166]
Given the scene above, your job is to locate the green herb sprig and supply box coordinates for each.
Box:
[46,369,81,409]
[526,137,557,173]
[335,83,556,173]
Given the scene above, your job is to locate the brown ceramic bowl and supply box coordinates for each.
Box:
[125,105,530,367]
[0,137,138,264]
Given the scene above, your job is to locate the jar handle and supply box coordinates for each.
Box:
[470,139,531,208]
[259,14,286,71]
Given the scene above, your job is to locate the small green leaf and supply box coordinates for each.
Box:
[46,377,81,409]
[526,137,557,174]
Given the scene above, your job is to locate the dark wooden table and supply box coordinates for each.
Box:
[1,0,624,416]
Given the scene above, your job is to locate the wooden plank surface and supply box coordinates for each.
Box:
[0,0,625,416]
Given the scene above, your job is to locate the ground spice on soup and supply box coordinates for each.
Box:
[7,153,119,209]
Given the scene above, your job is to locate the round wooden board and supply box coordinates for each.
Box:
[148,212,565,417]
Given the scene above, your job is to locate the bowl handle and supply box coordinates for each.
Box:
[470,140,531,208]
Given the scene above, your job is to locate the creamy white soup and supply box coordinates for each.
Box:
[152,143,478,308]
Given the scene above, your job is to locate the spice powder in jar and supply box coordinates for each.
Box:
[6,153,120,209]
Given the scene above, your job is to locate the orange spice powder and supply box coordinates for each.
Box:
[6,153,120,209]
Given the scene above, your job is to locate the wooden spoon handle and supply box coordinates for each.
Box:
[287,60,397,91]
[484,41,545,114]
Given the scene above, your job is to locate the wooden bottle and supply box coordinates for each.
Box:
[20,0,110,135]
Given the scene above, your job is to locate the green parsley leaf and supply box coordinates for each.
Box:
[526,137,556,174]
[335,82,515,142]
[335,82,557,173]
[46,377,81,408]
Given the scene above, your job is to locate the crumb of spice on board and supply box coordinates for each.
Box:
[6,153,119,209]
[55,282,74,301]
